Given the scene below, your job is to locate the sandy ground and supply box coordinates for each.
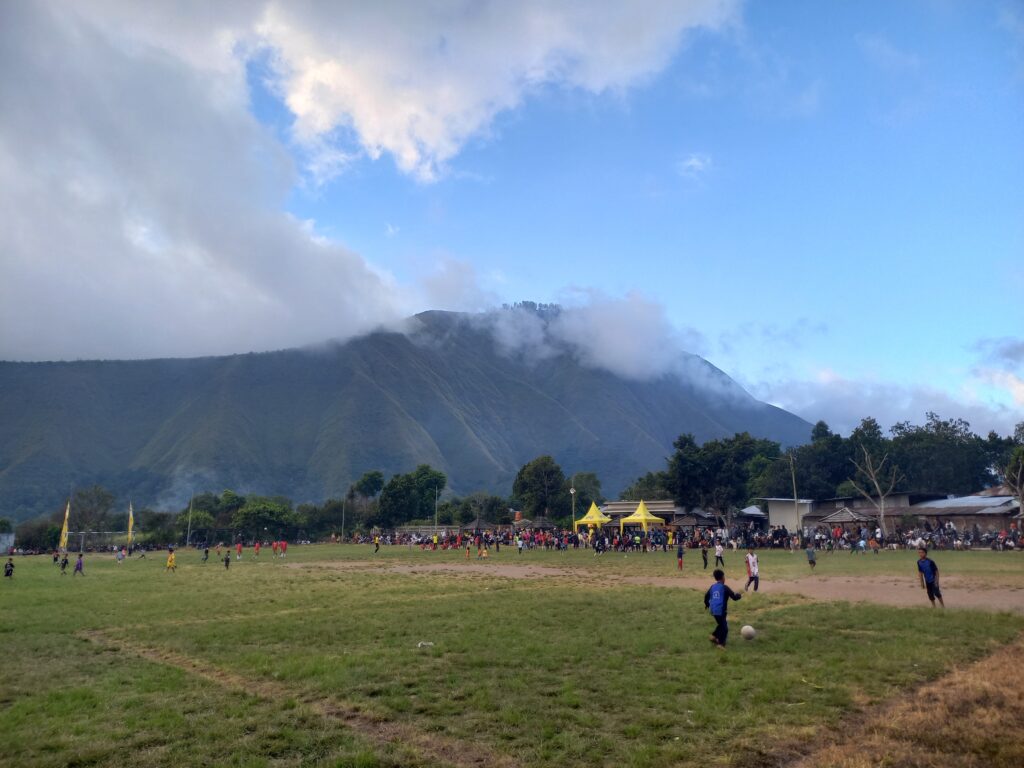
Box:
[301,560,1024,614]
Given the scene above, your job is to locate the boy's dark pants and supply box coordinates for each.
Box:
[712,615,729,645]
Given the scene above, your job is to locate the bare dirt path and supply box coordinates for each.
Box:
[311,559,1024,614]
[78,629,520,768]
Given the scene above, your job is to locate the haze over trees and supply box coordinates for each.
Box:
[11,414,1022,551]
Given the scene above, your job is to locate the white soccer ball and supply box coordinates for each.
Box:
[740,625,756,640]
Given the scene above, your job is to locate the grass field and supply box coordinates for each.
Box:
[2,545,1023,767]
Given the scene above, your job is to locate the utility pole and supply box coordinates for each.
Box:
[569,481,577,531]
[434,486,439,533]
[185,493,194,548]
[341,498,346,543]
[789,453,800,549]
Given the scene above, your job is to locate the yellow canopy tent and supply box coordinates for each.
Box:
[573,501,612,532]
[618,500,666,534]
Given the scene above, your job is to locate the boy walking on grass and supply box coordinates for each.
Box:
[743,548,759,592]
[917,548,944,608]
[704,568,742,648]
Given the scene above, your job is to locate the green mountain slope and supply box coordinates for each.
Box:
[0,311,812,520]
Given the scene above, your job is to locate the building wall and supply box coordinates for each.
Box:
[766,501,814,531]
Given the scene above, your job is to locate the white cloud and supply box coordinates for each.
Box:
[0,0,739,361]
[258,1,740,181]
[754,371,1021,437]
[677,152,713,179]
[0,2,403,361]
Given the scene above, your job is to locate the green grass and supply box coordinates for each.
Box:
[2,546,1022,767]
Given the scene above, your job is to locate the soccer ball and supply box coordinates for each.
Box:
[740,625,756,640]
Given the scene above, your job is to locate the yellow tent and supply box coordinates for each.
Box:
[618,500,665,534]
[573,501,612,532]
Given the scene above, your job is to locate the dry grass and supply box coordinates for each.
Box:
[789,637,1024,768]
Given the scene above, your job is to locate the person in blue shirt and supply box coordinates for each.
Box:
[704,568,742,648]
[917,548,944,608]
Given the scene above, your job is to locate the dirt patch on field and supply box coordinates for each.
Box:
[287,559,1024,613]
[615,573,1024,613]
[283,560,387,571]
[79,629,519,768]
[388,562,572,579]
[779,636,1024,768]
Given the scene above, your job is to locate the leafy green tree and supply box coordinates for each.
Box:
[566,472,603,517]
[177,508,216,542]
[72,485,115,531]
[217,490,246,528]
[621,471,671,501]
[1004,446,1024,512]
[891,413,991,494]
[694,433,780,523]
[0,517,12,534]
[667,434,704,509]
[14,517,60,550]
[232,496,293,538]
[411,465,446,519]
[378,473,419,528]
[353,470,385,498]
[513,456,570,518]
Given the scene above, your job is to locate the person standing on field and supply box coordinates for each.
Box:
[235,541,243,561]
[73,553,85,576]
[704,568,742,648]
[701,541,709,570]
[917,548,944,608]
[744,547,759,592]
[676,541,685,571]
[806,543,817,570]
[165,548,176,573]
[714,541,725,568]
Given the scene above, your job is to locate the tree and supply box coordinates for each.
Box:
[15,517,60,550]
[695,433,779,526]
[232,497,293,538]
[566,472,603,518]
[0,518,12,534]
[177,508,215,543]
[666,434,704,509]
[891,413,990,494]
[72,485,115,531]
[353,470,385,498]
[848,442,903,535]
[411,465,446,520]
[1004,446,1024,515]
[513,456,569,519]
[378,473,419,528]
[621,471,671,501]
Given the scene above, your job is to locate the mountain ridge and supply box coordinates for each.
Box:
[0,310,813,521]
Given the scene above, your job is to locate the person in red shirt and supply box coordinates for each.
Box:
[280,540,287,558]
[254,540,261,558]
[235,541,243,560]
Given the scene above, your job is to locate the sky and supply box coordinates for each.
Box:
[1,0,1022,437]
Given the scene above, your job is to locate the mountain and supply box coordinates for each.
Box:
[0,310,812,521]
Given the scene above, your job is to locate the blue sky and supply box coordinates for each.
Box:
[1,0,1022,435]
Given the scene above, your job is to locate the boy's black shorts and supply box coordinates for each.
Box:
[926,582,942,600]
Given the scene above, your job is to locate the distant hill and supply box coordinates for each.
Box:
[0,310,812,521]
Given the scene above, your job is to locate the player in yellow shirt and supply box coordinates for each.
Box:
[166,548,177,573]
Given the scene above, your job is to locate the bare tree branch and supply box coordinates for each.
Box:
[848,443,904,535]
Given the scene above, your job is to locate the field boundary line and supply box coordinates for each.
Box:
[78,629,521,768]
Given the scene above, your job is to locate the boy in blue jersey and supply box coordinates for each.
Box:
[917,548,944,608]
[704,568,742,648]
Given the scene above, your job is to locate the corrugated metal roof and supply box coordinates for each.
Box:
[913,496,1017,509]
